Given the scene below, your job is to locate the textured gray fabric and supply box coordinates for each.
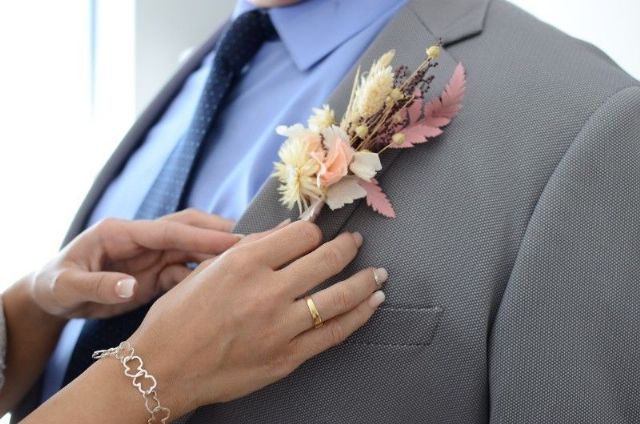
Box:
[16,0,640,422]
[489,86,640,422]
[186,1,640,422]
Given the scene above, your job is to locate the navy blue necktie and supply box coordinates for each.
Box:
[61,10,276,388]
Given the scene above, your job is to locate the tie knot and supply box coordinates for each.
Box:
[214,10,277,74]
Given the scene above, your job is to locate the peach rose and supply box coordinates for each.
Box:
[312,127,355,188]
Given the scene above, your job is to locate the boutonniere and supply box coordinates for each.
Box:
[273,45,466,221]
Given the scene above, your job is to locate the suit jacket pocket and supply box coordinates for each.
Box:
[345,305,443,347]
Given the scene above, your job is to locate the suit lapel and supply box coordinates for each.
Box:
[234,0,490,239]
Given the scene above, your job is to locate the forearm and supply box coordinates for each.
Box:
[23,359,149,424]
[25,347,191,423]
[0,275,66,414]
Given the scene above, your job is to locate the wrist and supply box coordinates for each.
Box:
[7,274,67,332]
[29,359,152,424]
[126,331,198,418]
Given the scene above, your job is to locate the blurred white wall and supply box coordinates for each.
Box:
[135,0,235,112]
[0,1,95,294]
[510,0,640,80]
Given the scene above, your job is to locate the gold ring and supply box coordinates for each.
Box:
[304,296,323,329]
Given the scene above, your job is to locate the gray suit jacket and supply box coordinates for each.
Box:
[15,0,640,422]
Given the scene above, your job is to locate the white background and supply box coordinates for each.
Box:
[0,0,638,421]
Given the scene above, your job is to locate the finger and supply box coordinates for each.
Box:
[246,220,323,269]
[162,208,236,232]
[110,249,212,278]
[290,290,386,361]
[280,231,363,297]
[286,268,387,337]
[157,265,192,291]
[123,220,242,254]
[109,264,191,308]
[125,264,192,303]
[236,218,292,246]
[162,250,214,265]
[57,268,138,305]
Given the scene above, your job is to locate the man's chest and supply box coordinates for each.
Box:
[214,117,557,423]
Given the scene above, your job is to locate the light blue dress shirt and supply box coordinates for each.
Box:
[42,0,407,401]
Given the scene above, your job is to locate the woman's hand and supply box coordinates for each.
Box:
[129,220,387,416]
[30,209,242,319]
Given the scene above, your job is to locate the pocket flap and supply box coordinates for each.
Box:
[345,305,443,347]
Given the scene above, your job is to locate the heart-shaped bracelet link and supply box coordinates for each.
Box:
[123,355,158,395]
[93,342,171,424]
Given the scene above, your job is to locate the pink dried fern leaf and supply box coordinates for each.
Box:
[359,178,396,218]
[393,63,466,148]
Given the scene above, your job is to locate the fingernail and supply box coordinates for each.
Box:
[234,233,246,238]
[373,268,388,287]
[352,232,363,247]
[116,278,136,298]
[369,290,386,308]
[275,218,292,229]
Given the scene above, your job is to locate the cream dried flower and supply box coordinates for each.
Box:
[352,50,396,119]
[392,132,406,145]
[273,125,324,213]
[355,124,369,138]
[308,105,335,131]
[426,45,441,60]
[349,150,382,181]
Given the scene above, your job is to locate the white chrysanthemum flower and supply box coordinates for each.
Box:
[353,50,396,118]
[273,135,324,213]
[320,125,350,150]
[349,150,382,181]
[308,105,335,132]
[276,124,322,149]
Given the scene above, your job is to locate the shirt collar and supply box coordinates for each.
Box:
[232,0,407,71]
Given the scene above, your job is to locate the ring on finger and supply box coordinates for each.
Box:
[304,295,323,329]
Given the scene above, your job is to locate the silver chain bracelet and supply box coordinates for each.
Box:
[93,341,171,424]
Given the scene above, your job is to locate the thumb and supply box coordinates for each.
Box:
[60,268,138,305]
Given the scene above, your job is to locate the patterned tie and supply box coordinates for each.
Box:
[61,10,276,387]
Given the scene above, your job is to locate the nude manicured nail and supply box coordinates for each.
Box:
[373,268,388,287]
[369,290,386,308]
[116,278,136,298]
[352,232,363,247]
